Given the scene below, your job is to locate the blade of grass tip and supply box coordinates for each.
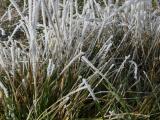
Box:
[113,55,130,83]
[0,12,7,21]
[60,52,85,75]
[94,39,112,61]
[47,59,55,78]
[10,23,23,39]
[7,5,12,21]
[82,78,97,101]
[0,27,5,36]
[83,78,105,119]
[20,20,30,40]
[129,60,138,80]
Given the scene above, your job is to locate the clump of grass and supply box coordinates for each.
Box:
[0,0,160,119]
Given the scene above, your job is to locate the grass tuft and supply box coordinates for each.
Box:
[0,0,160,119]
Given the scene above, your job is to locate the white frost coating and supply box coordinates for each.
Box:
[82,79,97,101]
[22,79,27,89]
[0,55,6,69]
[129,60,138,80]
[60,96,70,106]
[47,59,55,77]
[119,55,130,70]
[0,27,5,36]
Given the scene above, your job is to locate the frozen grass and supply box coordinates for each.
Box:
[0,0,160,119]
